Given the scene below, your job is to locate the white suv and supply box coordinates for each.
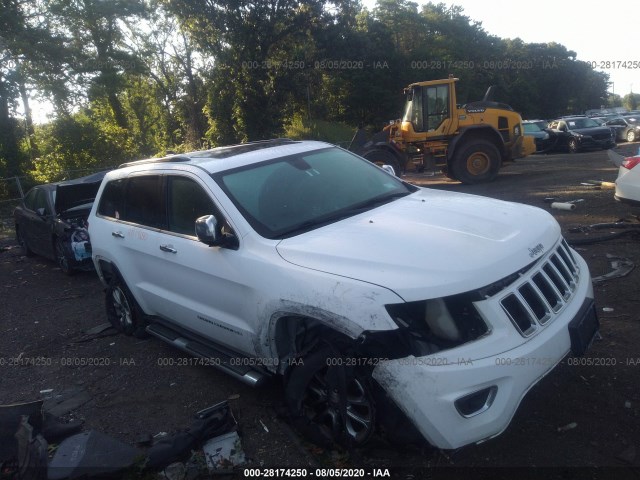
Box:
[89,139,598,449]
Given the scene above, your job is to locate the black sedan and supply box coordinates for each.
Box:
[604,115,640,143]
[523,120,556,152]
[547,117,616,153]
[14,171,107,274]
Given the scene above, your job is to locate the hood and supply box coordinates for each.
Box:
[571,126,611,136]
[55,171,107,213]
[276,188,561,302]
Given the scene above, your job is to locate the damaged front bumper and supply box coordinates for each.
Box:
[371,252,596,450]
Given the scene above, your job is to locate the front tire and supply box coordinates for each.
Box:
[450,140,501,184]
[627,130,637,142]
[568,137,579,153]
[285,344,376,448]
[363,149,402,177]
[105,277,147,337]
[54,237,74,275]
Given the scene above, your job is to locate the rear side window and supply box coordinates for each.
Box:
[97,179,126,219]
[122,176,165,228]
[167,176,216,235]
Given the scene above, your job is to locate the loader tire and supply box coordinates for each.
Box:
[451,140,500,184]
[363,150,402,176]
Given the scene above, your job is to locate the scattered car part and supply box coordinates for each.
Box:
[146,400,237,470]
[592,255,634,284]
[551,202,576,210]
[566,221,640,245]
[0,400,43,462]
[15,416,48,480]
[48,430,139,480]
[203,431,246,472]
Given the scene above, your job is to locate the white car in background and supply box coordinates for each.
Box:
[609,150,640,204]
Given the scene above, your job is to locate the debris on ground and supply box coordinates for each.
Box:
[557,422,577,433]
[203,431,246,472]
[0,398,244,479]
[592,255,635,284]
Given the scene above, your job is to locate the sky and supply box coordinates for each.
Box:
[364,0,638,98]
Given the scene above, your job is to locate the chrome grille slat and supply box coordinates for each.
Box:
[501,240,580,337]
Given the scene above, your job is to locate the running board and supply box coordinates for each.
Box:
[146,320,270,387]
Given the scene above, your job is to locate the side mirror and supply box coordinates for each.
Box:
[36,207,47,217]
[196,215,219,246]
[195,215,238,250]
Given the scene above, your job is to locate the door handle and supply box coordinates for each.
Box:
[111,231,125,238]
[159,244,177,254]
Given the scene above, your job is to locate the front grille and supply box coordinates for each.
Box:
[593,133,611,141]
[500,240,579,337]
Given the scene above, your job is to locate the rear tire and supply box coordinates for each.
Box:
[450,140,501,184]
[105,276,147,338]
[363,149,402,176]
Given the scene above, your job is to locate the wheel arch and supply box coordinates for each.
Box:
[447,125,505,166]
[270,313,360,374]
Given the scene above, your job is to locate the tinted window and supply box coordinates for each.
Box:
[23,189,39,210]
[167,176,216,236]
[122,176,165,228]
[25,188,51,214]
[97,179,126,219]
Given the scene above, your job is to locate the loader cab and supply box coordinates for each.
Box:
[401,77,458,140]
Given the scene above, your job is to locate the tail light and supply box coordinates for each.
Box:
[621,156,640,170]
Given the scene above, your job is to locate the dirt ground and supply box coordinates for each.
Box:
[1,144,640,479]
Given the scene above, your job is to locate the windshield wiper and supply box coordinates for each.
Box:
[343,191,411,214]
[277,191,411,238]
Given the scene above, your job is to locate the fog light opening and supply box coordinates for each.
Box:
[455,386,498,418]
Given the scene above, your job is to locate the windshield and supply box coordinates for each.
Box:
[567,118,600,129]
[523,123,542,133]
[214,147,416,239]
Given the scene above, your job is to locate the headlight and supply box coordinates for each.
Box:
[384,295,489,356]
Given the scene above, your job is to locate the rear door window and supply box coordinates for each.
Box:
[122,175,166,229]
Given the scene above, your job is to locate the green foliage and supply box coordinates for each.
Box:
[623,93,639,111]
[30,110,135,183]
[1,0,614,184]
[284,114,355,146]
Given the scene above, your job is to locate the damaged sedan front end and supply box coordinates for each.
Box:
[14,171,107,274]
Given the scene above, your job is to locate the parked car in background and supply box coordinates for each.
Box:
[14,171,107,274]
[523,120,555,152]
[547,117,616,153]
[604,116,640,142]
